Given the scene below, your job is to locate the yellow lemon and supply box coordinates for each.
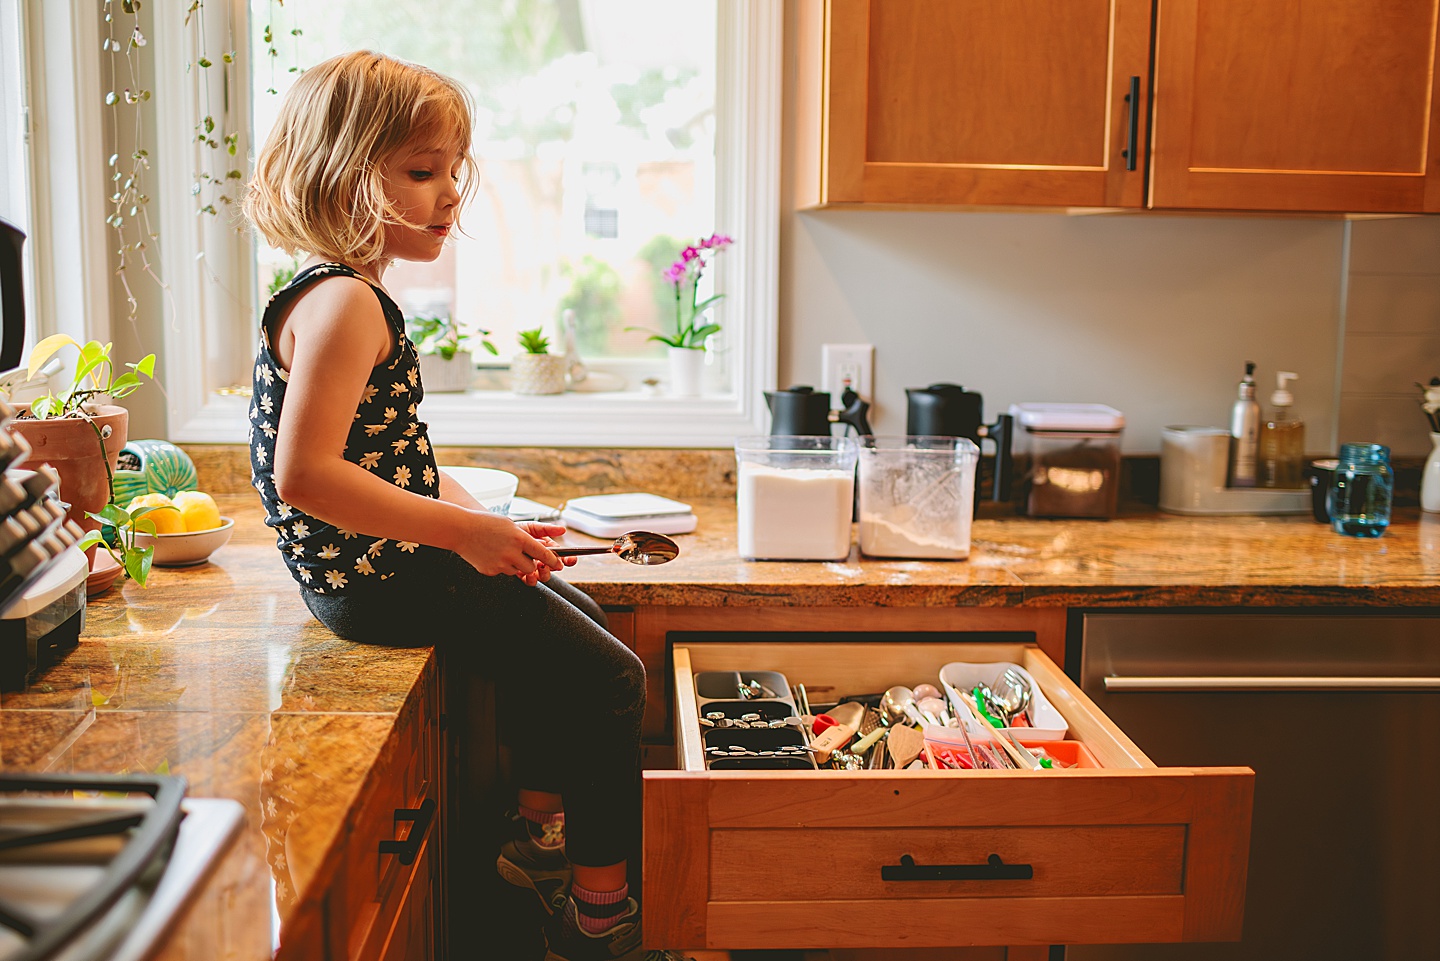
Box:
[172,490,222,532]
[127,493,185,534]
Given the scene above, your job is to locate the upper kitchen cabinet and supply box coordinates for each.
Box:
[1150,0,1440,213]
[794,0,1154,208]
[795,0,1440,214]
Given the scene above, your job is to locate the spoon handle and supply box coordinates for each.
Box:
[552,546,616,556]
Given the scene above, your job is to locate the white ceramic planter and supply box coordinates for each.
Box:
[667,346,705,397]
[1423,432,1440,513]
[418,351,474,393]
[511,353,568,395]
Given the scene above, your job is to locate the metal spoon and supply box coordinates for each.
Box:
[552,530,680,565]
[879,686,934,727]
[989,667,1033,725]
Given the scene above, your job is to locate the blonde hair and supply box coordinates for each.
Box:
[243,51,477,267]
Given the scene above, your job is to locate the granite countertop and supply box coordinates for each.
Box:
[2,493,1436,958]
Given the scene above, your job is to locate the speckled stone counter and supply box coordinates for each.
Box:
[1,490,1437,959]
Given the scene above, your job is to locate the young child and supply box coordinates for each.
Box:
[243,51,676,961]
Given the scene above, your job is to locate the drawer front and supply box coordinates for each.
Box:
[643,641,1253,951]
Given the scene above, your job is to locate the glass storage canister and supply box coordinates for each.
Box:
[1009,403,1125,518]
[1327,443,1392,537]
[734,436,859,561]
[858,436,978,559]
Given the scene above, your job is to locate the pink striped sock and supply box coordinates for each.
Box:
[518,804,565,851]
[570,881,629,935]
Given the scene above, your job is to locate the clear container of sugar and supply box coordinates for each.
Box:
[734,436,859,561]
[857,436,978,559]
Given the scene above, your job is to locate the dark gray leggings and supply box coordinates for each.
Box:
[303,550,645,866]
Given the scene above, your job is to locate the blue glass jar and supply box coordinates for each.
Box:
[1327,443,1393,537]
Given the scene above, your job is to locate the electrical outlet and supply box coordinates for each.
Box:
[821,343,874,402]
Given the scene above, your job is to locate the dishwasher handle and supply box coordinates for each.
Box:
[1104,675,1440,692]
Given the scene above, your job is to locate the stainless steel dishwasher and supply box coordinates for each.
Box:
[1074,612,1440,961]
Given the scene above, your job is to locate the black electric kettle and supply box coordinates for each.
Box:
[905,383,1013,502]
[0,219,26,372]
[765,385,873,436]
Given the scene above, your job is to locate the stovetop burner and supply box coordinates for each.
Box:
[0,774,241,961]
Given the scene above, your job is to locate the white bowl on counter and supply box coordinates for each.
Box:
[134,517,235,567]
[438,466,519,514]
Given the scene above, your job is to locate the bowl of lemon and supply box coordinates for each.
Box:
[128,490,234,566]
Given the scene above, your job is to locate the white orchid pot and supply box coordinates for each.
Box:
[418,350,474,393]
[667,346,705,398]
[511,352,568,395]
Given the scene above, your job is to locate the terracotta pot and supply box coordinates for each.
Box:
[9,404,130,537]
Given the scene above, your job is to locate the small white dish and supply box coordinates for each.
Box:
[438,466,519,514]
[135,517,235,567]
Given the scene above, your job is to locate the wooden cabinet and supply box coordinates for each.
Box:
[796,0,1440,213]
[643,640,1254,952]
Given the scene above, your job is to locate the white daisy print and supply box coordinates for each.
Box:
[254,443,268,466]
[277,501,292,518]
[422,466,436,487]
[318,544,340,560]
[260,423,276,438]
[291,521,310,539]
[297,568,312,583]
[368,538,387,557]
[257,363,275,386]
[290,544,305,557]
[417,437,430,455]
[339,528,359,539]
[259,393,274,414]
[383,407,398,422]
[398,541,419,553]
[393,464,412,488]
[390,381,407,396]
[361,384,378,404]
[358,451,382,470]
[354,555,375,576]
[407,366,419,386]
[364,423,387,437]
[391,438,409,455]
[408,403,418,417]
[324,570,348,589]
[404,423,419,436]
[249,404,259,421]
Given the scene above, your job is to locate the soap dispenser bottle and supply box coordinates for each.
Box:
[1228,361,1261,488]
[1259,370,1304,489]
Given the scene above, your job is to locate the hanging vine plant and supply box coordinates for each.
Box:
[102,0,160,320]
[184,1,243,218]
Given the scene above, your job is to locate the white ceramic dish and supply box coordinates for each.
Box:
[135,517,235,567]
[438,466,519,514]
[937,660,1069,740]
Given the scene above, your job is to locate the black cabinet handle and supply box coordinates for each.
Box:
[1121,75,1140,171]
[379,797,436,866]
[881,853,1033,882]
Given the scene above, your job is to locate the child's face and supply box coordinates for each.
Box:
[380,143,465,265]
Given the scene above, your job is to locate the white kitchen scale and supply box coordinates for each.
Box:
[559,493,698,538]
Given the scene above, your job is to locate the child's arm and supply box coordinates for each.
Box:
[271,278,562,581]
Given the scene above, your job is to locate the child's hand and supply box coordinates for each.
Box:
[455,512,563,585]
[518,522,580,570]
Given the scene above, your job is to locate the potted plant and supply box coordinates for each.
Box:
[79,499,177,588]
[7,335,157,551]
[406,315,498,393]
[630,233,735,397]
[510,327,567,395]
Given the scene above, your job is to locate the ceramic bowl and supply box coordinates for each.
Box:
[135,517,235,567]
[438,466,519,514]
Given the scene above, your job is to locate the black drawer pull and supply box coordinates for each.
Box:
[881,853,1032,882]
[379,797,436,865]
[1121,74,1140,171]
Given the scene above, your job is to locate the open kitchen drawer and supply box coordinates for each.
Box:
[642,641,1253,951]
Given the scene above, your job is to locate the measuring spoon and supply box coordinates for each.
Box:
[551,530,681,565]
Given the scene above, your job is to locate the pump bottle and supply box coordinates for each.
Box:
[1259,370,1304,488]
[1228,362,1261,488]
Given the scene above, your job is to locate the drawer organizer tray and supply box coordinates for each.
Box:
[693,670,815,770]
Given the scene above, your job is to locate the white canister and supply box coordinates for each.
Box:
[734,436,858,560]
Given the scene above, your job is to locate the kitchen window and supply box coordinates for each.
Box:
[156,0,780,447]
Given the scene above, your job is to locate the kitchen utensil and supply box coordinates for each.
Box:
[884,724,925,769]
[552,530,679,565]
[808,700,865,763]
[880,686,931,727]
[764,385,873,437]
[904,383,1012,504]
[990,667,1033,724]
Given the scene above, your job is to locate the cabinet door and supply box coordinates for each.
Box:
[1151,0,1440,212]
[805,0,1153,207]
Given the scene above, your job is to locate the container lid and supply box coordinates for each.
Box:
[1010,403,1124,432]
[564,492,693,520]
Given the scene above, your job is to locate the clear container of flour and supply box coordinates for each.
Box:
[735,436,859,560]
[858,436,978,559]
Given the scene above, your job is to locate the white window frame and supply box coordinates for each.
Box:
[155,0,781,448]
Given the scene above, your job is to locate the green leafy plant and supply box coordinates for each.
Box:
[517,328,551,354]
[22,335,157,420]
[76,501,178,588]
[407,315,498,361]
[628,233,734,349]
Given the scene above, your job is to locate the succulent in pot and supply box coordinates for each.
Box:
[510,327,567,395]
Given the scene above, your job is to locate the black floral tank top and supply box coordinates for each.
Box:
[249,262,445,594]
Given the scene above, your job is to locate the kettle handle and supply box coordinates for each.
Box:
[982,413,1014,502]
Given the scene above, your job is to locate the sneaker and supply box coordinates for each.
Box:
[496,813,571,916]
[542,900,694,961]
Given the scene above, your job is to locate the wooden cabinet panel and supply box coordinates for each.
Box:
[1151,0,1440,211]
[802,0,1152,207]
